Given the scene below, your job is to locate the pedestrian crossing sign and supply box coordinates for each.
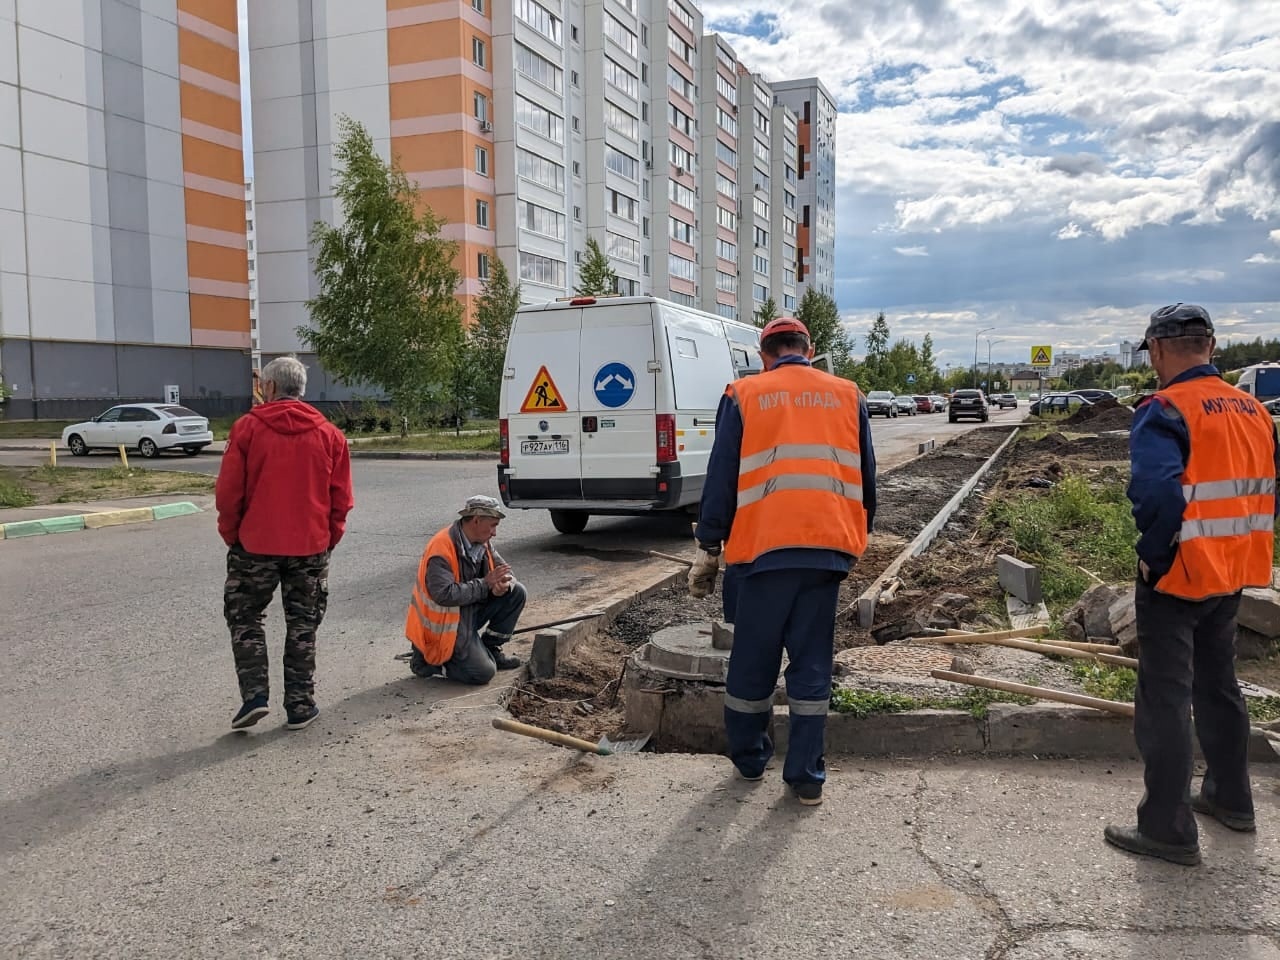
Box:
[1031,345,1053,368]
[520,366,568,413]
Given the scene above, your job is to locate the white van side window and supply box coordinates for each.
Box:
[732,347,750,371]
[675,336,698,359]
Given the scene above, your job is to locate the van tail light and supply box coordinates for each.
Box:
[499,419,510,466]
[162,423,176,434]
[656,414,677,464]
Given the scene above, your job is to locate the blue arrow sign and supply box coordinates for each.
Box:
[906,373,916,384]
[593,362,636,409]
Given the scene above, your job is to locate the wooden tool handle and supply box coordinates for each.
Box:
[492,717,604,754]
[930,670,1135,717]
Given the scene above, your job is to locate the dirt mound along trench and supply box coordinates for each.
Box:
[1063,395,1134,430]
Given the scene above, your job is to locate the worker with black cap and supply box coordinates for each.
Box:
[1105,303,1278,865]
[690,316,877,806]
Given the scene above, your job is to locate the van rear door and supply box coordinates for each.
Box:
[578,302,657,500]
[504,305,582,500]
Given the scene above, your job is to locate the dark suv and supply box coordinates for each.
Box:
[949,389,989,422]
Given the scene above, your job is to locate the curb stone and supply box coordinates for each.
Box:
[0,501,202,540]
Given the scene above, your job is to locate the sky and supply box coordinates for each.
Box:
[237,0,1280,369]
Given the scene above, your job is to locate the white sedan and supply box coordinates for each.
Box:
[62,403,214,458]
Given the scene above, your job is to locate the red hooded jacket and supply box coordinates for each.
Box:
[216,400,354,556]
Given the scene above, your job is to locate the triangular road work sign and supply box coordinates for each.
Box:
[520,365,568,413]
[1031,346,1052,365]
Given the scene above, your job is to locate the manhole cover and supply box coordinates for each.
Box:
[644,622,730,681]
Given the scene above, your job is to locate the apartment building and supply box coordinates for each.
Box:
[0,0,251,418]
[246,179,259,364]
[771,78,836,301]
[249,2,833,381]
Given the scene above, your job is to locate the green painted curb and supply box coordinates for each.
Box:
[2,516,86,538]
[151,501,202,520]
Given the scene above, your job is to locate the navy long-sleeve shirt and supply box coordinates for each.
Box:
[1128,364,1280,581]
[694,354,877,575]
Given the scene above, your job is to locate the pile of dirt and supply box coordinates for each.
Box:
[1064,395,1134,430]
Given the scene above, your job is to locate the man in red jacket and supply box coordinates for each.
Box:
[216,356,354,731]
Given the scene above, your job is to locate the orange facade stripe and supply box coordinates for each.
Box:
[187,240,249,283]
[184,188,248,234]
[387,0,439,9]
[391,132,486,172]
[387,22,470,65]
[176,0,239,34]
[178,28,240,85]
[178,82,241,134]
[180,135,242,182]
[189,293,250,333]
[390,77,484,119]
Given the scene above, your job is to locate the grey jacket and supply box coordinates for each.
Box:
[425,522,508,646]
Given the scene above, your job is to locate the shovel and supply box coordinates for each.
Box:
[492,717,650,756]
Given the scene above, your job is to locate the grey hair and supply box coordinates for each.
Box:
[261,356,307,398]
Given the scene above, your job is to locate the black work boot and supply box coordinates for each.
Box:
[487,645,522,670]
[1103,824,1201,866]
[1191,791,1256,832]
[409,648,443,678]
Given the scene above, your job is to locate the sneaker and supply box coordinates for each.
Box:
[792,782,823,806]
[409,648,444,678]
[285,704,320,731]
[1103,824,1200,866]
[231,695,269,730]
[488,647,522,671]
[1191,791,1256,833]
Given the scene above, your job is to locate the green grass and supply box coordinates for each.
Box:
[1247,697,1280,724]
[1071,661,1137,702]
[0,470,35,507]
[984,474,1138,609]
[1,464,215,505]
[830,686,1037,720]
[354,431,501,452]
[0,419,75,439]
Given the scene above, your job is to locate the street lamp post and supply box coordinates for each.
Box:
[986,337,1006,393]
[974,326,995,387]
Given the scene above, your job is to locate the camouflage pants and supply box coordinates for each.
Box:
[224,546,330,709]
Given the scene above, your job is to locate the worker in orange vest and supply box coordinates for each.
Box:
[404,495,526,684]
[1105,304,1278,866]
[690,317,877,806]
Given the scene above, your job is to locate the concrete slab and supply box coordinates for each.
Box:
[1005,932,1280,959]
[1240,588,1280,638]
[998,554,1043,603]
[778,707,987,756]
[986,703,1137,759]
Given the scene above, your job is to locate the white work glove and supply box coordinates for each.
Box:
[687,545,722,598]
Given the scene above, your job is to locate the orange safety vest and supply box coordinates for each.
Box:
[1153,377,1276,601]
[724,363,868,565]
[404,526,494,665]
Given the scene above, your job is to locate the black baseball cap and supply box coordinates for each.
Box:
[1138,303,1214,352]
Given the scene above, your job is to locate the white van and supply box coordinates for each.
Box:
[1235,362,1280,403]
[497,295,762,533]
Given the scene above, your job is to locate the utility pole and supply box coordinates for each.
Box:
[974,326,994,387]
[986,337,1006,393]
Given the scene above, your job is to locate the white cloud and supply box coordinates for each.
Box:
[1245,253,1279,265]
[893,245,929,257]
[1271,229,1280,245]
[1134,269,1227,283]
[1057,222,1084,240]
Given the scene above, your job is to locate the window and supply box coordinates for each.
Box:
[717,303,736,319]
[668,253,697,281]
[643,254,650,275]
[668,0,694,31]
[715,140,737,167]
[783,294,796,311]
[642,178,649,200]
[472,37,486,67]
[641,63,648,85]
[604,14,637,55]
[669,141,694,173]
[606,146,639,180]
[716,107,737,137]
[573,117,580,132]
[120,407,159,422]
[754,169,770,193]
[573,205,581,221]
[783,242,795,263]
[716,206,737,230]
[716,45,734,69]
[613,276,638,296]
[667,31,693,64]
[753,254,769,276]
[604,100,639,140]
[573,160,580,176]
[607,232,640,263]
[571,70,579,87]
[784,164,796,185]
[517,148,565,190]
[515,95,564,142]
[520,200,566,239]
[476,199,489,228]
[669,217,693,244]
[754,225,769,246]
[715,173,737,200]
[473,92,488,123]
[755,110,770,135]
[716,271,738,294]
[475,146,488,175]
[515,0,562,43]
[515,43,563,93]
[784,190,796,211]
[670,291,697,307]
[668,180,695,211]
[604,58,638,98]
[669,104,694,137]
[640,23,648,46]
[571,24,578,42]
[716,73,735,102]
[784,217,796,237]
[478,252,491,279]
[520,251,567,287]
[753,197,769,220]
[668,65,694,102]
[755,85,771,108]
[753,283,768,303]
[642,216,650,237]
[716,237,737,261]
[608,189,638,221]
[753,139,769,164]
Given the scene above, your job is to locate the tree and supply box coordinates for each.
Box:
[863,311,891,386]
[469,254,522,418]
[575,236,618,296]
[795,289,853,374]
[919,333,939,391]
[299,116,463,420]
[754,296,778,328]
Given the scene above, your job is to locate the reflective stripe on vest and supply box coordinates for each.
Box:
[739,443,862,473]
[1182,477,1276,502]
[738,472,864,508]
[1181,513,1275,541]
[404,526,490,665]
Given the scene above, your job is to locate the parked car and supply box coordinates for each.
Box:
[948,389,989,422]
[894,395,918,416]
[1262,397,1280,416]
[865,390,898,418]
[1030,393,1093,416]
[1068,389,1116,403]
[992,393,1018,409]
[61,403,214,458]
[929,395,948,412]
[913,395,934,413]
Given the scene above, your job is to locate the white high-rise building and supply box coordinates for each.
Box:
[770,78,837,302]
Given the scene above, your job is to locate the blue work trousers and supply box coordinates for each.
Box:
[724,568,841,786]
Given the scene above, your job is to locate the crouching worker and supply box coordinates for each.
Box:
[405,495,526,684]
